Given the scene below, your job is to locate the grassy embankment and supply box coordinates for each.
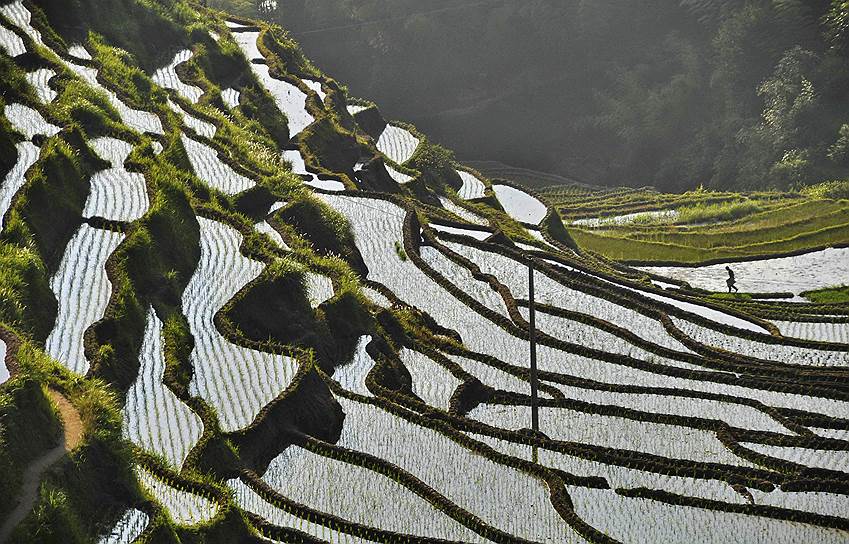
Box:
[534,182,849,264]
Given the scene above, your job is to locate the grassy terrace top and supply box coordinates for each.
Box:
[531,180,849,265]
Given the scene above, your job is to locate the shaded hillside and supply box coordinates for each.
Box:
[221,0,849,193]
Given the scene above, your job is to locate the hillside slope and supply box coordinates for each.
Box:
[0,1,848,542]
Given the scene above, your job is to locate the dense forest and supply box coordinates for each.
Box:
[211,0,849,192]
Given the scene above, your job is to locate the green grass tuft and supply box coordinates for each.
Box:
[801,284,849,304]
[675,200,762,225]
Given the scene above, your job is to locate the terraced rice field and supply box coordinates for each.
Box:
[457,169,487,200]
[181,134,255,194]
[0,141,39,228]
[134,466,219,526]
[45,225,125,375]
[25,68,56,104]
[228,27,315,136]
[492,183,547,224]
[61,59,164,134]
[376,124,420,165]
[168,99,217,139]
[123,308,203,470]
[221,87,240,109]
[639,247,849,296]
[183,218,297,432]
[537,183,849,264]
[97,508,149,544]
[1,3,848,542]
[0,336,7,385]
[3,103,60,139]
[152,49,203,103]
[0,24,24,56]
[84,137,150,221]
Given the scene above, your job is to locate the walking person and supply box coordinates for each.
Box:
[725,266,739,293]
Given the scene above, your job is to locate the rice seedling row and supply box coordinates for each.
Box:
[775,321,849,343]
[400,348,463,410]
[672,317,849,368]
[331,335,375,397]
[24,68,57,104]
[469,403,755,466]
[569,484,848,544]
[227,477,379,544]
[331,393,577,542]
[738,442,849,473]
[547,382,789,434]
[305,272,334,308]
[168,99,216,139]
[438,197,487,225]
[181,134,255,195]
[96,508,150,544]
[446,351,544,396]
[420,245,510,318]
[0,23,25,57]
[134,465,219,526]
[473,433,746,504]
[45,224,125,375]
[84,137,150,221]
[519,307,710,374]
[456,170,485,200]
[3,103,60,140]
[183,217,297,432]
[221,87,240,109]
[123,307,204,470]
[0,140,39,229]
[376,125,419,166]
[255,443,490,541]
[0,1,41,45]
[152,49,203,103]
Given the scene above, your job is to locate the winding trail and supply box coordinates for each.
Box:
[0,389,83,543]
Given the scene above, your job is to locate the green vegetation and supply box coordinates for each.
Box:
[539,184,849,264]
[802,179,849,200]
[801,284,849,304]
[676,200,762,225]
[394,240,407,261]
[2,133,104,271]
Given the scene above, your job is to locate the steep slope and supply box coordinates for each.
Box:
[0,1,847,543]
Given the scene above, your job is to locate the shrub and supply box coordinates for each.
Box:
[802,179,849,200]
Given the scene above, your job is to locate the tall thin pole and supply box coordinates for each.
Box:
[528,260,539,433]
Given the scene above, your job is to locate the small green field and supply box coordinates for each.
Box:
[534,183,849,264]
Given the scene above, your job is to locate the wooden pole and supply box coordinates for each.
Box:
[528,260,539,433]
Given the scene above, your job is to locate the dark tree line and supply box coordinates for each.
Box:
[213,0,849,192]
